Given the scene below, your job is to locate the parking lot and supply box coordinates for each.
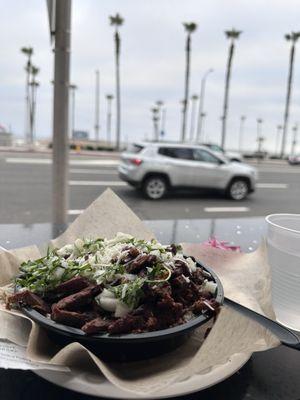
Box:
[0,151,299,224]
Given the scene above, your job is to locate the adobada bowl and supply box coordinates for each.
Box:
[21,260,224,362]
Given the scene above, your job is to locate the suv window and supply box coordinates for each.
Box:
[193,149,220,164]
[127,144,144,154]
[204,144,223,153]
[158,147,194,160]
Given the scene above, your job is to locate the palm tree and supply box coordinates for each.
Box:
[221,28,242,149]
[21,47,33,144]
[29,65,40,144]
[106,94,114,144]
[280,32,300,158]
[181,22,197,142]
[109,13,124,150]
[189,94,199,141]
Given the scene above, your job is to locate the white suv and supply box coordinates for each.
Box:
[201,143,243,162]
[118,142,257,200]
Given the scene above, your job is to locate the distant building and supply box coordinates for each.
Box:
[72,130,89,140]
[0,125,13,146]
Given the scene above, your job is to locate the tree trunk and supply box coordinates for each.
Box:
[107,98,112,143]
[181,34,191,142]
[196,78,205,142]
[29,83,34,145]
[33,84,38,142]
[221,41,234,149]
[94,70,100,141]
[189,98,197,141]
[281,43,295,158]
[115,31,121,150]
[25,60,31,145]
[29,82,37,144]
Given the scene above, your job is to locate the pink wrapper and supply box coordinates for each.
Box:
[202,237,241,252]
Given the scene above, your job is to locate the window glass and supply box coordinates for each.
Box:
[193,149,220,164]
[158,147,194,160]
[204,144,223,152]
[210,144,223,152]
[127,144,144,154]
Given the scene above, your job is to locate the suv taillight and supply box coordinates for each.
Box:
[129,158,143,166]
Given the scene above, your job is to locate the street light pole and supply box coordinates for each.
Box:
[291,124,298,156]
[238,115,246,152]
[256,118,264,159]
[151,107,159,141]
[275,125,283,155]
[281,32,300,158]
[201,112,207,141]
[189,94,199,142]
[161,108,167,139]
[94,70,100,141]
[69,84,77,139]
[155,100,164,139]
[106,94,114,144]
[256,118,263,141]
[196,68,213,143]
[52,0,72,231]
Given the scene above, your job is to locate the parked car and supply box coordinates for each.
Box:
[119,142,257,200]
[201,143,243,162]
[243,151,268,159]
[288,154,300,165]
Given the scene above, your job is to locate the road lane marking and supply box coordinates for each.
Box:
[257,183,288,188]
[5,158,119,166]
[6,158,51,164]
[71,160,119,166]
[68,209,84,215]
[204,207,250,212]
[258,168,300,174]
[69,180,126,186]
[70,168,118,174]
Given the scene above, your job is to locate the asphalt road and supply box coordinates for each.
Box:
[0,151,299,224]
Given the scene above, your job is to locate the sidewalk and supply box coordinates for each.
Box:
[0,146,121,158]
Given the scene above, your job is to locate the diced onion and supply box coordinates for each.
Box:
[57,244,73,256]
[121,283,128,299]
[185,257,197,272]
[101,288,115,298]
[74,238,84,251]
[115,301,131,317]
[203,280,217,294]
[98,297,118,312]
[53,267,65,279]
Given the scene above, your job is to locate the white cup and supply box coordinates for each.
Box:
[266,214,300,331]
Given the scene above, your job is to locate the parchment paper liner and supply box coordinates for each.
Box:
[0,189,279,395]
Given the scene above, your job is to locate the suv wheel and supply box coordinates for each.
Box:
[227,179,249,200]
[142,176,168,200]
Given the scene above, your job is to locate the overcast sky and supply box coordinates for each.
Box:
[1,0,300,152]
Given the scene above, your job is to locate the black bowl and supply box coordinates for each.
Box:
[21,260,224,361]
